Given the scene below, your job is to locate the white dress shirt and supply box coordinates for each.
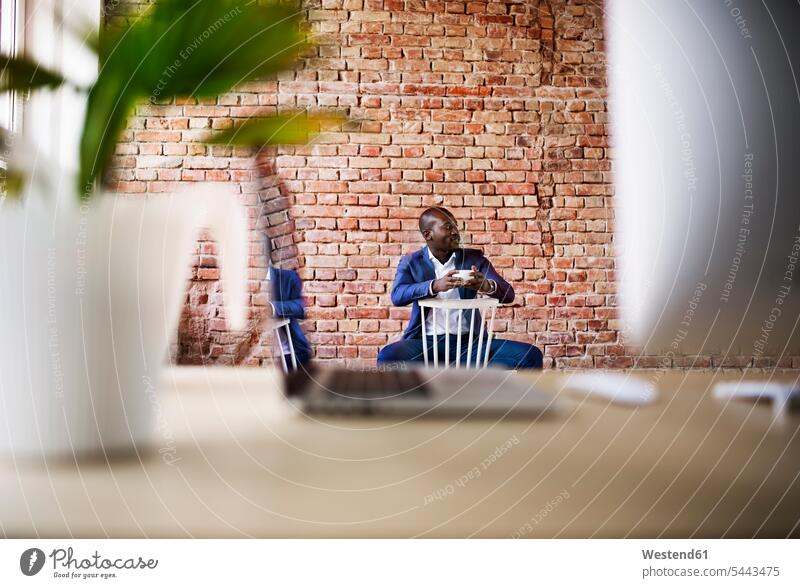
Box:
[424,247,472,336]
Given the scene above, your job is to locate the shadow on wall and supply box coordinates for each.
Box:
[173,148,299,366]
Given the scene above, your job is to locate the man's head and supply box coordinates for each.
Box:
[419,207,460,252]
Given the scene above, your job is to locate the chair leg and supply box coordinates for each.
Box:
[444,311,450,370]
[421,306,429,368]
[432,310,439,368]
[274,331,288,373]
[456,308,463,369]
[476,308,486,369]
[285,324,298,371]
[483,305,497,368]
[466,307,477,369]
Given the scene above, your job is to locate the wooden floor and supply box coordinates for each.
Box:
[2,367,799,538]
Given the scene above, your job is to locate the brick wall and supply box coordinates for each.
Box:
[286,0,612,369]
[108,0,793,370]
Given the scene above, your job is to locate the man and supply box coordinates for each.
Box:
[377,207,543,369]
[264,236,311,369]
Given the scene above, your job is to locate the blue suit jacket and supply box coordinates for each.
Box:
[270,267,312,363]
[391,247,515,340]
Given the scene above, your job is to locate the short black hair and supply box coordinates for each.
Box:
[418,206,456,233]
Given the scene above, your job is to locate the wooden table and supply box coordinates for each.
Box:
[2,368,799,538]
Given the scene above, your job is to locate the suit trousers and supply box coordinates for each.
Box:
[377,335,543,369]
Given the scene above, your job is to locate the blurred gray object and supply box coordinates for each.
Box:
[607,0,800,357]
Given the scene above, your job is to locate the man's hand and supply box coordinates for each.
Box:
[463,265,492,293]
[432,269,461,294]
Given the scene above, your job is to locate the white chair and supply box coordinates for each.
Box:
[418,297,500,369]
[266,317,298,373]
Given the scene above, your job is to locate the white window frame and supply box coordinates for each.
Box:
[21,0,100,175]
[0,0,24,135]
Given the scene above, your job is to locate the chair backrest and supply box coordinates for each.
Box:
[267,318,297,373]
[418,297,500,369]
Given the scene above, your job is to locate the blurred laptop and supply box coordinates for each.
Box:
[284,363,555,417]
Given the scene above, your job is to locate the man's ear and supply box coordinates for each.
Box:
[422,229,432,242]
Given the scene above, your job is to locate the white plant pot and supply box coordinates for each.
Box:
[0,186,246,458]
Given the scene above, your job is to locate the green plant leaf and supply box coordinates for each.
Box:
[0,128,25,198]
[79,0,313,195]
[136,0,310,99]
[208,112,345,147]
[78,69,141,199]
[0,55,67,93]
[1,167,25,199]
[95,0,310,101]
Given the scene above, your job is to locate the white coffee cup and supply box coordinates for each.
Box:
[453,269,475,282]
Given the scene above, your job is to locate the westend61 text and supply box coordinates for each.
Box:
[642,549,708,560]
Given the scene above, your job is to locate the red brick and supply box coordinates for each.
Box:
[346,308,389,319]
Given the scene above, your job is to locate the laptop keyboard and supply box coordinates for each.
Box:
[324,368,429,399]
[284,367,431,415]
